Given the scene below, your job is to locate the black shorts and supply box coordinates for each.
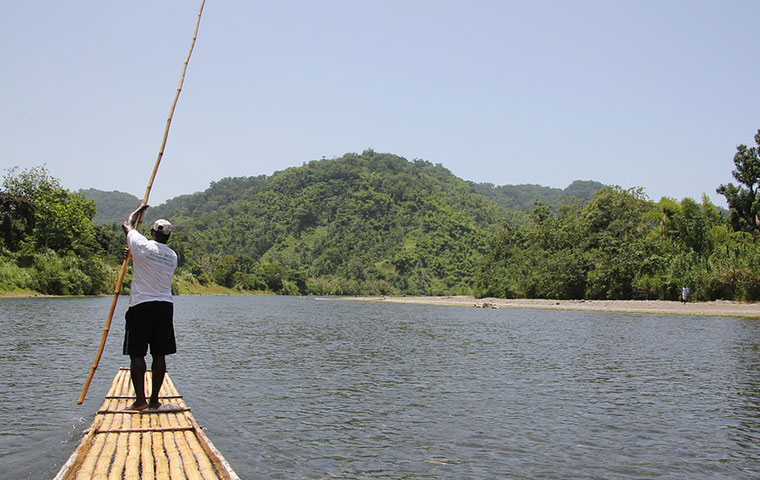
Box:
[123,301,176,357]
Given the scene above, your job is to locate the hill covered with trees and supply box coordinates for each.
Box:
[472,180,603,211]
[2,132,760,301]
[83,174,601,224]
[146,150,511,295]
[79,188,140,225]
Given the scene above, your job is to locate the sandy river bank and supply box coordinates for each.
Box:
[3,292,758,318]
[340,295,760,318]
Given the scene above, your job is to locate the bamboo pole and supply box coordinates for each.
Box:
[165,428,186,480]
[141,415,156,480]
[109,419,130,480]
[124,428,141,480]
[77,0,206,404]
[153,414,170,479]
[171,413,204,480]
[94,413,121,477]
[76,414,116,479]
[185,429,217,480]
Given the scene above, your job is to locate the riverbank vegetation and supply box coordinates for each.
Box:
[475,187,759,301]
[2,130,759,301]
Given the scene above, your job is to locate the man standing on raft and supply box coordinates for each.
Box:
[122,203,178,410]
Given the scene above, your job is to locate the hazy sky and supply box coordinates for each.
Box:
[2,1,758,206]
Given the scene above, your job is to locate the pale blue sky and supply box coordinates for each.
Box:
[1,1,758,206]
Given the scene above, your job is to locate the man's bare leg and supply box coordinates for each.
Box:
[149,354,166,409]
[129,355,148,410]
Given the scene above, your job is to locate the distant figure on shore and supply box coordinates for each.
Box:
[121,202,178,411]
[681,286,690,304]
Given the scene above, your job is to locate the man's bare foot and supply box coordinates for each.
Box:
[128,400,148,411]
[148,400,161,410]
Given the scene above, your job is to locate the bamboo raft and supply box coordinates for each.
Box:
[56,368,240,480]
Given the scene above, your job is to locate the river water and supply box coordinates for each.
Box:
[1,295,759,479]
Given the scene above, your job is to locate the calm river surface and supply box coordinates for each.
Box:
[1,295,760,479]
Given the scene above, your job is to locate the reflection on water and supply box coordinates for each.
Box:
[1,296,759,479]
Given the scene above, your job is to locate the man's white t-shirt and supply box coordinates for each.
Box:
[127,229,177,307]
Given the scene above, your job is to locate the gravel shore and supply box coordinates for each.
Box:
[341,295,760,318]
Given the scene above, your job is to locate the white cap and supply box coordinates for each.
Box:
[152,219,172,235]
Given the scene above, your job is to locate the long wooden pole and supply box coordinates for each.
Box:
[78,0,206,404]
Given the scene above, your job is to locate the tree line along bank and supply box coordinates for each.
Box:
[1,131,759,301]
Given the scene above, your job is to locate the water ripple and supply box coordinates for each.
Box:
[2,296,760,478]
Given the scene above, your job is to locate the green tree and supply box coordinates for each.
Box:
[717,129,760,232]
[0,192,35,251]
[1,166,97,254]
[583,187,654,299]
[212,255,237,287]
[0,166,116,295]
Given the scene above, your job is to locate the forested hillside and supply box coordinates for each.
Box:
[69,153,607,296]
[473,180,603,211]
[3,132,760,301]
[80,188,140,225]
[146,150,511,295]
[86,174,599,222]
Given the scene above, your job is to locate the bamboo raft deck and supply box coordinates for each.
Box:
[55,368,240,480]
